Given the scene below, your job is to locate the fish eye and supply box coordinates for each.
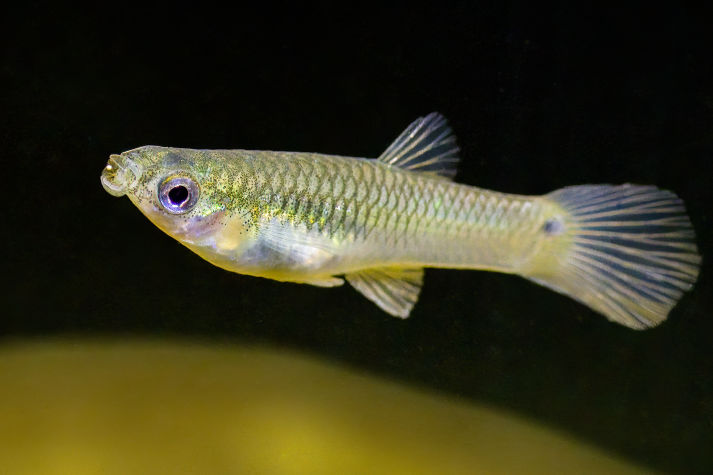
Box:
[158,176,199,214]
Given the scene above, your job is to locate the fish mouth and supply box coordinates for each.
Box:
[101,154,142,197]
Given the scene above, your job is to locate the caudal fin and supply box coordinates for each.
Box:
[525,184,700,329]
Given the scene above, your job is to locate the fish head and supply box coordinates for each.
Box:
[101,146,227,243]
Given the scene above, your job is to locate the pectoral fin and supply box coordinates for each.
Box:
[300,277,345,287]
[345,267,424,318]
[258,218,339,268]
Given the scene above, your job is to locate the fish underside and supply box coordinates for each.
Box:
[101,113,701,329]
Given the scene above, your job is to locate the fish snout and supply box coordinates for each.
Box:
[101,154,141,197]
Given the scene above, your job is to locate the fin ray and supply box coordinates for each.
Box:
[346,267,424,318]
[523,184,700,329]
[378,113,460,178]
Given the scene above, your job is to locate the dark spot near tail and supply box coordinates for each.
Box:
[543,218,565,236]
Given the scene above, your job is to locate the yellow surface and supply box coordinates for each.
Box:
[0,339,646,474]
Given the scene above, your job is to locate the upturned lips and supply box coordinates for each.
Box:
[101,154,141,197]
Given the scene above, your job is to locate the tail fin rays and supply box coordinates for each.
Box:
[525,184,700,329]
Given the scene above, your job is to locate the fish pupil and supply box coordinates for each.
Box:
[168,185,189,205]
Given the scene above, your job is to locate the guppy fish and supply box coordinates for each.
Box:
[101,113,700,329]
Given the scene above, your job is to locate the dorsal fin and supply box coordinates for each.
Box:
[377,112,460,179]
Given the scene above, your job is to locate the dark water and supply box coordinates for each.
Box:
[2,4,712,472]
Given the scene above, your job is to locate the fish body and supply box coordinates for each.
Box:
[102,114,700,329]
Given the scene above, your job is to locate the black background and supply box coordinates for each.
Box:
[2,3,712,472]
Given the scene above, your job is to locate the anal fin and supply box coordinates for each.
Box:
[345,267,424,318]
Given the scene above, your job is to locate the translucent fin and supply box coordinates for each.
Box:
[300,277,345,287]
[254,219,345,287]
[259,219,339,265]
[378,112,460,179]
[525,184,701,330]
[346,267,424,318]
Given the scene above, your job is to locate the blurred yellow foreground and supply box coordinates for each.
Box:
[0,339,645,474]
